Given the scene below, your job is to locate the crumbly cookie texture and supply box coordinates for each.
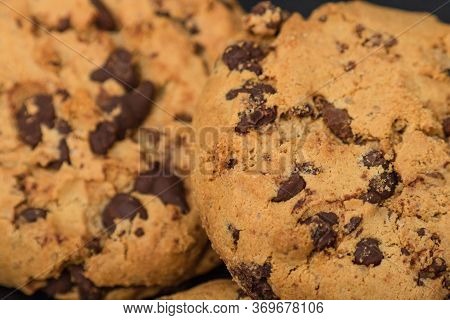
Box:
[160,279,249,300]
[0,0,242,299]
[193,2,450,299]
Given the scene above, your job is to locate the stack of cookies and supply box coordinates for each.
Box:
[0,0,448,300]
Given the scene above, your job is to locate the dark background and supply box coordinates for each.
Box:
[1,0,449,300]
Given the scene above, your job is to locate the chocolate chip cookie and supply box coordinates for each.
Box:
[0,0,242,299]
[160,279,249,300]
[193,2,449,299]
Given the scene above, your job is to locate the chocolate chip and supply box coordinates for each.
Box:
[226,81,276,106]
[362,150,389,169]
[193,42,205,55]
[344,216,362,235]
[47,139,71,170]
[102,193,148,232]
[134,162,190,213]
[86,238,102,254]
[344,61,356,72]
[417,228,426,237]
[55,17,71,32]
[235,106,277,135]
[322,104,354,143]
[353,238,384,266]
[249,2,285,34]
[302,212,338,251]
[227,224,240,247]
[174,113,193,123]
[16,94,56,148]
[336,41,349,53]
[318,15,327,22]
[355,24,365,38]
[442,274,450,290]
[90,48,139,89]
[230,262,279,300]
[271,173,306,202]
[222,41,266,75]
[362,33,383,47]
[89,121,118,155]
[226,158,238,169]
[68,265,103,300]
[296,162,320,175]
[418,258,447,282]
[16,208,47,223]
[401,247,410,256]
[42,270,73,296]
[91,0,117,31]
[431,233,441,245]
[134,228,145,237]
[362,170,399,204]
[55,119,72,134]
[443,117,450,138]
[384,36,398,49]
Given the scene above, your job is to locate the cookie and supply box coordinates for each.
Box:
[160,279,248,300]
[193,2,450,299]
[0,0,242,299]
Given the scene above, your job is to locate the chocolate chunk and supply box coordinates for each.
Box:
[417,228,426,237]
[174,113,193,123]
[362,171,399,204]
[296,162,320,175]
[102,193,148,232]
[47,139,71,170]
[344,216,362,235]
[230,262,279,300]
[302,212,338,251]
[89,121,118,155]
[134,162,190,213]
[16,94,56,148]
[90,48,139,89]
[271,173,306,202]
[55,119,72,134]
[86,238,102,254]
[227,224,240,247]
[418,258,447,281]
[362,150,389,169]
[68,265,103,300]
[344,61,356,72]
[235,106,277,135]
[226,158,238,169]
[443,117,450,138]
[42,270,73,296]
[312,94,333,111]
[226,81,276,106]
[354,238,384,266]
[91,0,117,31]
[222,41,266,75]
[134,228,145,237]
[55,17,71,32]
[322,104,354,143]
[16,208,47,223]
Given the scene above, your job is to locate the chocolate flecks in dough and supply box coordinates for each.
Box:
[174,113,193,123]
[55,119,72,135]
[90,48,139,89]
[362,150,389,169]
[344,216,362,235]
[56,88,71,101]
[235,106,277,135]
[16,208,48,223]
[68,265,104,300]
[91,0,117,31]
[226,81,276,105]
[443,117,450,138]
[302,212,338,252]
[102,193,148,233]
[418,258,447,284]
[336,41,349,53]
[134,162,190,213]
[46,139,71,170]
[401,247,411,256]
[41,270,73,296]
[296,162,320,175]
[322,104,354,143]
[361,170,399,204]
[230,262,279,300]
[353,238,384,267]
[271,173,306,202]
[344,61,356,72]
[89,121,118,155]
[222,41,266,75]
[16,94,56,148]
[416,228,426,237]
[227,224,240,247]
[226,158,238,169]
[280,104,315,120]
[134,228,145,237]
